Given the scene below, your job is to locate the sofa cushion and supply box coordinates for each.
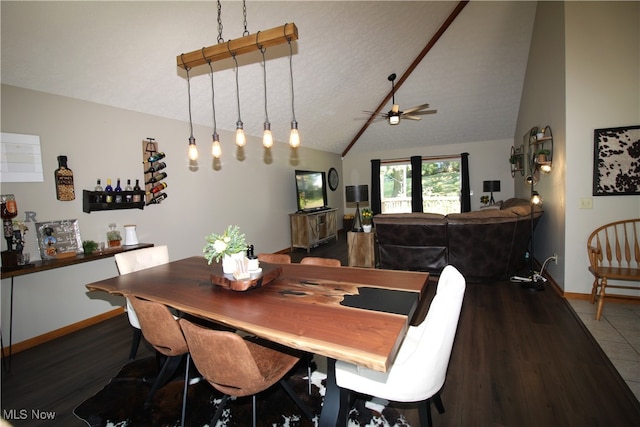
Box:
[447,208,519,223]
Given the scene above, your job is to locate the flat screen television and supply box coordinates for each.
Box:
[295,170,328,212]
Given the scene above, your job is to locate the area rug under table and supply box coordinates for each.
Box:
[74,356,411,427]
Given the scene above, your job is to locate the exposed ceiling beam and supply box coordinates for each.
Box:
[341,0,469,158]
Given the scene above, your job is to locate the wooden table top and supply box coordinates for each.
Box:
[86,256,429,372]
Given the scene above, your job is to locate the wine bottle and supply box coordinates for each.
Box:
[114,178,123,203]
[142,152,166,164]
[146,161,166,173]
[55,155,75,201]
[124,179,133,203]
[146,192,168,206]
[146,182,167,195]
[94,179,104,203]
[132,179,142,203]
[104,178,114,203]
[145,172,167,185]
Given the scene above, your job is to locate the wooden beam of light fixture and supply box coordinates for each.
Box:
[177,23,298,69]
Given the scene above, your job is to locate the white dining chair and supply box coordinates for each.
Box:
[335,265,466,427]
[114,245,170,359]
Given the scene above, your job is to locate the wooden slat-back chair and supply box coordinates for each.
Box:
[587,219,640,320]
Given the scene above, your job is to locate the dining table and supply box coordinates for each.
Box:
[85,256,429,426]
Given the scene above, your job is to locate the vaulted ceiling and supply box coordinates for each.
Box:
[1,1,537,156]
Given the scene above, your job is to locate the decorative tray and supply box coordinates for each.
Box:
[210,263,283,292]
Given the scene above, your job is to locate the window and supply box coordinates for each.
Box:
[380,157,461,215]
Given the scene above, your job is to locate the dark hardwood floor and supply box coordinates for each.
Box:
[3,231,640,426]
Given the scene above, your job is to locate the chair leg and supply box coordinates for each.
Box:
[279,378,315,420]
[252,394,257,427]
[418,399,433,427]
[144,354,185,408]
[210,394,230,426]
[129,328,142,360]
[307,352,313,394]
[432,391,445,414]
[180,353,190,427]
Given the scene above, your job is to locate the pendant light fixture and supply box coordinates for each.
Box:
[204,50,222,159]
[287,35,300,148]
[258,34,273,149]
[181,54,198,161]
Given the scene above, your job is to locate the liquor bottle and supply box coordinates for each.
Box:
[94,179,104,203]
[132,179,142,203]
[142,152,166,164]
[146,192,168,206]
[146,161,166,173]
[145,172,167,185]
[114,178,123,203]
[146,182,167,195]
[104,178,114,203]
[54,155,75,201]
[124,179,133,203]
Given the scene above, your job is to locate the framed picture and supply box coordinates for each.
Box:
[593,125,640,196]
[36,219,83,259]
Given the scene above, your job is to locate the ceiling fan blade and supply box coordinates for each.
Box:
[403,115,422,121]
[404,109,438,117]
[402,103,431,114]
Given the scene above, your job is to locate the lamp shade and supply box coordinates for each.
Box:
[483,180,501,192]
[345,185,369,203]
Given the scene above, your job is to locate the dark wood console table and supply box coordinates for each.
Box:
[0,243,153,371]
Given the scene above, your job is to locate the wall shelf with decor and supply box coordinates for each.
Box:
[528,125,553,172]
[82,190,145,213]
[142,138,168,206]
[510,144,525,177]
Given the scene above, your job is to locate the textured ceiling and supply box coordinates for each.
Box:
[1,1,536,156]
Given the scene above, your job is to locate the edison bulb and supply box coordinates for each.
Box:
[188,138,198,160]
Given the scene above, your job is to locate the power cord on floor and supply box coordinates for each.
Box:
[510,255,556,283]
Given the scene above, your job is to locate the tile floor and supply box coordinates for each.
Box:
[567,298,640,402]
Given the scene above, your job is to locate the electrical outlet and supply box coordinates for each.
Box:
[580,197,593,209]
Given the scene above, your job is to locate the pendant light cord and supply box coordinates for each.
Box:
[180,54,194,138]
[288,37,296,123]
[207,59,217,134]
[259,39,269,124]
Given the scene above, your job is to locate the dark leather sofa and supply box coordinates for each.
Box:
[373,198,543,282]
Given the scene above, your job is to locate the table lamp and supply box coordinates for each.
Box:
[483,180,501,205]
[345,185,368,232]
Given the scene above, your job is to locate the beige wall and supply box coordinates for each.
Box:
[515,0,567,288]
[517,1,639,294]
[563,1,640,295]
[1,84,342,344]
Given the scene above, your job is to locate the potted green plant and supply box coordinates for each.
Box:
[82,240,98,255]
[361,208,373,232]
[203,225,248,274]
[536,149,551,163]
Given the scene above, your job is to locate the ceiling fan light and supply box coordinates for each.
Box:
[389,115,400,125]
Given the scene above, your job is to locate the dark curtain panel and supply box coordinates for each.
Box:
[371,159,381,215]
[461,152,471,212]
[410,155,423,212]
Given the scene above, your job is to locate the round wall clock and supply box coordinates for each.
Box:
[328,167,339,191]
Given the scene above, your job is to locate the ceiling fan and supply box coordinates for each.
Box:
[365,73,437,125]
